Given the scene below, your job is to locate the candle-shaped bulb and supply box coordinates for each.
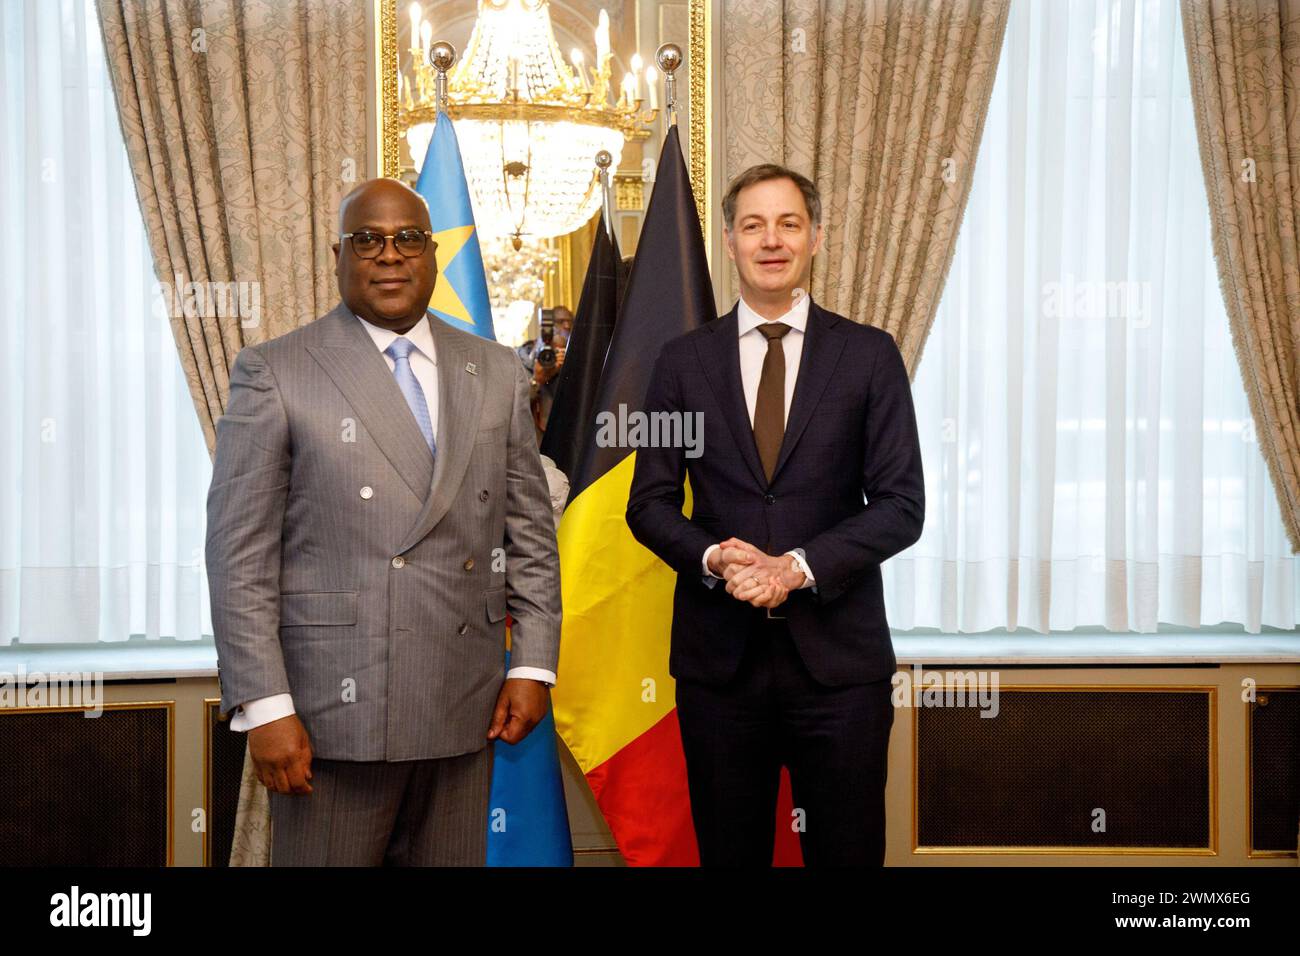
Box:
[571,48,587,90]
[595,10,610,64]
[630,54,643,101]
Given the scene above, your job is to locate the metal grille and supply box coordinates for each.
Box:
[0,705,169,865]
[207,703,246,867]
[917,689,1211,849]
[1250,689,1300,854]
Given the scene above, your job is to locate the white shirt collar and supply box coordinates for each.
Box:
[352,310,437,364]
[736,292,811,338]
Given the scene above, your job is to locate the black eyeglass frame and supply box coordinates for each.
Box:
[340,229,437,259]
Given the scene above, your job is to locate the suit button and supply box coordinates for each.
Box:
[458,622,468,635]
[479,490,489,501]
[360,486,373,500]
[765,494,775,505]
[463,558,475,571]
[391,556,406,569]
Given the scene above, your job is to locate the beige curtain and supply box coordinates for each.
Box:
[96,0,368,449]
[96,0,369,865]
[723,0,1010,374]
[1181,0,1300,554]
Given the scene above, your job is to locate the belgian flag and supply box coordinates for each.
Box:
[539,211,625,484]
[551,125,715,865]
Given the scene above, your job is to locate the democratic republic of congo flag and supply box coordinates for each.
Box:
[415,111,495,340]
[550,125,714,865]
[415,111,571,866]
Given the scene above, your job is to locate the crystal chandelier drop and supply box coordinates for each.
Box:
[402,0,656,246]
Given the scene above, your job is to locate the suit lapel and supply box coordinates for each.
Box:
[696,307,768,490]
[306,305,435,502]
[771,300,847,481]
[396,315,485,553]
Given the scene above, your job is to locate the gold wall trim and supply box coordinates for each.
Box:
[910,684,1218,857]
[549,232,575,313]
[378,0,400,179]
[688,0,709,239]
[1246,685,1299,859]
[613,173,644,211]
[203,697,220,867]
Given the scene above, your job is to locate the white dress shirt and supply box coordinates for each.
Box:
[736,292,810,431]
[229,311,555,733]
[700,294,816,590]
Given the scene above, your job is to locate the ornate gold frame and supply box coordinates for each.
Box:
[373,0,713,238]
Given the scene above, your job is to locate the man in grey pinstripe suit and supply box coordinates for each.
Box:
[206,179,561,866]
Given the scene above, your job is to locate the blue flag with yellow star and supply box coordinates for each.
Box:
[415,111,572,867]
[415,111,496,340]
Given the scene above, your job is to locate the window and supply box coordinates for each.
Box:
[1,0,213,644]
[888,0,1300,633]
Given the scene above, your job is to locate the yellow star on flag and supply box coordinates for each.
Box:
[427,224,476,325]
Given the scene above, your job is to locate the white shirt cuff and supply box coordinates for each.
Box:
[507,666,557,687]
[701,543,722,587]
[229,693,295,732]
[785,548,816,588]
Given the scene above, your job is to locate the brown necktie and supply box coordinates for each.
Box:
[753,322,792,483]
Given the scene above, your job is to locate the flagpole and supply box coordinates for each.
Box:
[595,149,613,241]
[655,43,682,127]
[430,40,456,113]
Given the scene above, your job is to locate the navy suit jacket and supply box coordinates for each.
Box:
[626,299,925,687]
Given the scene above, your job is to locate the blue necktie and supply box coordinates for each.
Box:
[385,337,436,458]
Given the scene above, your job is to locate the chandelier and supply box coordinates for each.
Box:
[401,0,657,246]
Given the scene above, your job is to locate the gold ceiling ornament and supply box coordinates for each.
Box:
[399,0,657,247]
[613,172,644,212]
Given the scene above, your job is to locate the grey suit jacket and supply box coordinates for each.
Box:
[206,304,562,761]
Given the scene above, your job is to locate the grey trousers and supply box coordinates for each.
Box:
[269,745,493,866]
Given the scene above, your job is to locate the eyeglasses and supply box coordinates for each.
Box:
[341,229,436,259]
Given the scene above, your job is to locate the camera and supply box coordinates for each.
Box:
[535,308,557,368]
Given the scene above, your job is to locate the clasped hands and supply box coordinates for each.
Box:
[708,537,806,610]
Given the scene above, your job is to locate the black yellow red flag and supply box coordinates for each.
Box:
[540,211,625,484]
[551,125,714,865]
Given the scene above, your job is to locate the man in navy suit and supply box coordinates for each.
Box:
[626,164,924,866]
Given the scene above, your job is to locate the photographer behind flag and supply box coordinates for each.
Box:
[626,164,925,866]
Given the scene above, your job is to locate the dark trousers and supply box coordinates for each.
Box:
[675,619,894,866]
[269,745,493,866]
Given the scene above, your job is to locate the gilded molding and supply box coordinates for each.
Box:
[379,0,400,179]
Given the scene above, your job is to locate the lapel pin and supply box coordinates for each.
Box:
[465,362,478,375]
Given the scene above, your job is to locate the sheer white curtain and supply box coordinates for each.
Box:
[886,0,1300,634]
[0,0,212,644]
